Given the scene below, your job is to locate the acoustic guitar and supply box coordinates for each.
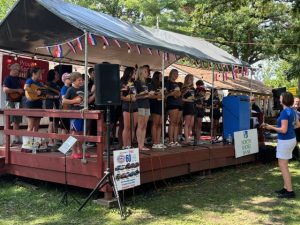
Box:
[62,92,85,110]
[25,84,60,101]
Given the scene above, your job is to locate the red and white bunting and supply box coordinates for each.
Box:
[53,45,63,58]
[87,33,97,46]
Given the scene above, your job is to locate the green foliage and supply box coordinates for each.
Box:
[262,59,298,88]
[1,162,300,224]
[0,0,16,21]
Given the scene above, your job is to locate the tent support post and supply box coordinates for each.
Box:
[82,30,88,163]
[210,64,214,143]
[250,67,253,97]
[161,52,165,149]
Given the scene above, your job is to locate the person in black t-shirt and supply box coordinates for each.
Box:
[3,63,24,145]
[149,71,165,149]
[62,72,89,159]
[134,66,155,151]
[120,67,138,148]
[181,74,195,144]
[166,69,182,147]
[194,80,206,144]
[45,69,61,147]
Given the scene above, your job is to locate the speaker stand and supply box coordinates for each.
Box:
[78,106,126,220]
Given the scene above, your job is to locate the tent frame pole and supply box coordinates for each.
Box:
[82,30,88,163]
[210,64,214,143]
[161,52,165,149]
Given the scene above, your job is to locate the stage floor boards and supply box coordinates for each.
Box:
[0,144,256,191]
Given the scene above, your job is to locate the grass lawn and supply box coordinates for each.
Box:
[0,161,300,225]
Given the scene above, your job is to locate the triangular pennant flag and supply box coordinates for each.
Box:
[114,39,121,48]
[231,65,235,80]
[101,36,110,46]
[225,72,228,80]
[67,41,76,54]
[136,45,141,54]
[87,33,97,46]
[47,47,52,56]
[76,37,83,51]
[146,48,152,55]
[53,45,63,58]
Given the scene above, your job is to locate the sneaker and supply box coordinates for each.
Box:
[174,142,181,147]
[86,142,96,147]
[277,191,296,199]
[275,188,287,194]
[152,144,160,149]
[158,143,167,148]
[168,142,175,147]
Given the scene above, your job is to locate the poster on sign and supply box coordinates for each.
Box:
[113,148,140,191]
[1,55,49,85]
[234,129,259,158]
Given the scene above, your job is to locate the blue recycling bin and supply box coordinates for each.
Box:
[223,95,250,141]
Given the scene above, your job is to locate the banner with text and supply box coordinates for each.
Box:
[113,148,140,191]
[234,129,259,158]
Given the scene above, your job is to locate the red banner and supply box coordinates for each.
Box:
[1,55,49,85]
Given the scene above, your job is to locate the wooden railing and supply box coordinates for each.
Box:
[4,108,105,176]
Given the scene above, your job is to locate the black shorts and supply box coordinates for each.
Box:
[210,109,222,120]
[196,108,205,118]
[183,103,194,116]
[150,100,162,115]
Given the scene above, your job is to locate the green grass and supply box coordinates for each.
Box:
[1,161,300,225]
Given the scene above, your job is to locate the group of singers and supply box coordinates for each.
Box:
[3,63,222,159]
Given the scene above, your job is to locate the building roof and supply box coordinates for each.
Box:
[165,64,272,96]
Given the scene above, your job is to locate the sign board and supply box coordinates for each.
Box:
[58,136,77,155]
[1,55,49,85]
[113,148,140,191]
[288,87,297,96]
[234,129,259,158]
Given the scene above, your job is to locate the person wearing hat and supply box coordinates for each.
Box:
[3,63,24,145]
[60,72,71,134]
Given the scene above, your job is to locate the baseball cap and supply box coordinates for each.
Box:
[62,72,71,82]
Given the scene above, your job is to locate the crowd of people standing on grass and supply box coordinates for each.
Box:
[3,63,223,158]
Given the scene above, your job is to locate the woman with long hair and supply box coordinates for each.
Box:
[134,66,154,151]
[121,67,138,148]
[24,67,43,132]
[166,69,182,147]
[264,92,300,198]
[181,74,195,144]
[149,71,165,149]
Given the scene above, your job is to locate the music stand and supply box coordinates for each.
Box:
[78,106,126,220]
[58,136,80,205]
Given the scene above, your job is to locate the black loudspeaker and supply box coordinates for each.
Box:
[54,64,73,76]
[94,64,120,106]
[272,87,286,110]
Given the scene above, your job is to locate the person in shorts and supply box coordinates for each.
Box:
[264,92,300,198]
[3,63,24,145]
[134,66,154,151]
[62,72,89,159]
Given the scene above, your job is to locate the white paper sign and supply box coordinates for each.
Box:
[113,148,140,191]
[58,136,77,155]
[234,129,259,158]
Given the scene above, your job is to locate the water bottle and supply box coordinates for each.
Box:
[227,134,232,144]
[32,140,37,154]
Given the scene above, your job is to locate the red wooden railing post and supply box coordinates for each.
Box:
[4,110,11,164]
[97,111,104,178]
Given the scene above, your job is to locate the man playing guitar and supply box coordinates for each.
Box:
[3,63,24,145]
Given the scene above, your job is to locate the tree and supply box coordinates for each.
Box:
[0,0,16,21]
[191,0,293,64]
[261,59,297,88]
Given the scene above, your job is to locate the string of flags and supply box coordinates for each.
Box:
[193,59,255,82]
[36,32,181,62]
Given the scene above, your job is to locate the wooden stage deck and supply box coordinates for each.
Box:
[0,144,256,192]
